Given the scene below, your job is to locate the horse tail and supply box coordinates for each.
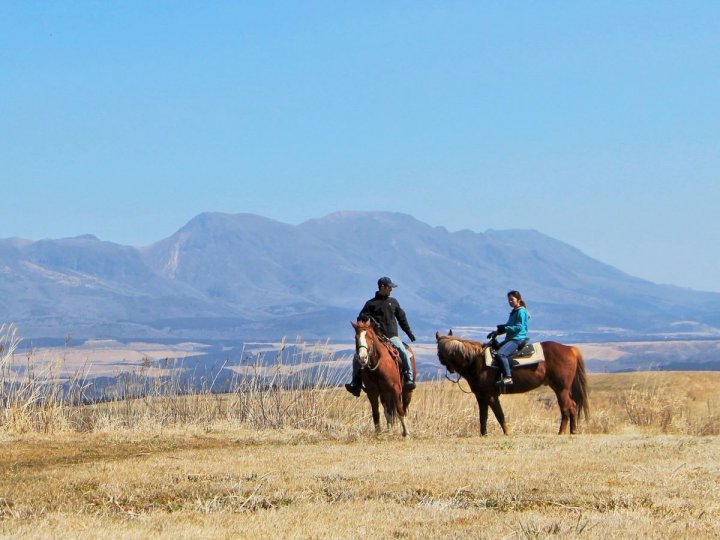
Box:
[571,346,590,420]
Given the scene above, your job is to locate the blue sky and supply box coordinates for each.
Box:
[2,2,718,292]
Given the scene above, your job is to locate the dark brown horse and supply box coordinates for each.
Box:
[352,319,416,437]
[435,331,589,435]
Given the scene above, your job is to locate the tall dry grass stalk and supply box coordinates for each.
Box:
[1,325,719,437]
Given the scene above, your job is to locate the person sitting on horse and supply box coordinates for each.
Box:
[345,276,417,396]
[486,290,529,386]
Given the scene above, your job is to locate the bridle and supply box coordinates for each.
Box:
[356,329,382,372]
[444,365,474,393]
[440,339,488,394]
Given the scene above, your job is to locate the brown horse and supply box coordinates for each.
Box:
[352,319,416,437]
[435,331,589,435]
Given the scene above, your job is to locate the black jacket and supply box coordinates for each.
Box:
[358,292,415,341]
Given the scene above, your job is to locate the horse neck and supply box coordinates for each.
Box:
[461,355,482,378]
[438,338,485,379]
[446,339,484,378]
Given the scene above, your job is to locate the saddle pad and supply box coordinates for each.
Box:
[485,343,545,367]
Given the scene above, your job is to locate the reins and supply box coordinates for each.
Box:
[364,342,382,372]
[357,335,382,372]
[444,366,474,393]
[357,332,395,373]
[440,338,489,395]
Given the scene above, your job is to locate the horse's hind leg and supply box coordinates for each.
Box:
[488,396,510,436]
[399,416,408,438]
[555,388,578,435]
[568,394,579,434]
[384,408,393,430]
[381,395,395,432]
[395,394,409,438]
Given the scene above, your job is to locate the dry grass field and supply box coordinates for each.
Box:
[1,326,719,538]
[1,427,717,539]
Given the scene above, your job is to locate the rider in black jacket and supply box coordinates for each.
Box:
[345,276,417,396]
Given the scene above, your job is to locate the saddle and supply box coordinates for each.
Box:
[484,341,545,368]
[510,340,534,358]
[379,336,415,388]
[379,335,401,360]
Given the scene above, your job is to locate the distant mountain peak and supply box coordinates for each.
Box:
[178,212,293,236]
[3,210,719,340]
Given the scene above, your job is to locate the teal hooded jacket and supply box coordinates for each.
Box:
[504,306,529,341]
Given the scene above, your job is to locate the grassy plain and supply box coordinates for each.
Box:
[1,368,719,539]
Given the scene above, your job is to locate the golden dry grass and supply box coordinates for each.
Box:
[1,429,718,539]
[1,371,719,539]
[2,325,719,537]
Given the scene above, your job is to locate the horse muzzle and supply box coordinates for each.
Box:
[356,330,370,367]
[357,347,369,367]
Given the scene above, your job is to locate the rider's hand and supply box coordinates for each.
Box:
[408,333,416,342]
[486,331,497,339]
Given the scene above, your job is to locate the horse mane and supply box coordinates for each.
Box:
[437,335,485,363]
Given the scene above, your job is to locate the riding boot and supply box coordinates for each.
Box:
[401,354,416,391]
[344,355,363,397]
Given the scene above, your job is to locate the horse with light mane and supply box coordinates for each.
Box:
[435,330,589,435]
[352,319,416,437]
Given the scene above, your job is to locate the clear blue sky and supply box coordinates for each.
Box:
[2,2,718,291]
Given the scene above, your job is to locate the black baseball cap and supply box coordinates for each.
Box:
[378,276,397,288]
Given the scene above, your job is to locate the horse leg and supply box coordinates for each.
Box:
[476,396,489,436]
[384,409,393,430]
[368,392,382,434]
[554,388,578,435]
[488,396,510,435]
[399,416,408,438]
[382,394,394,431]
[395,392,409,438]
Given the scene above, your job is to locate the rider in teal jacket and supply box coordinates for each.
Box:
[487,290,529,385]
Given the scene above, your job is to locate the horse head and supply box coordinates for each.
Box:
[352,319,378,368]
[435,330,483,374]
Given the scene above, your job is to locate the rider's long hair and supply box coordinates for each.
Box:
[507,290,527,308]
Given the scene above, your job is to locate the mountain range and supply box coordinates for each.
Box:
[2,211,719,342]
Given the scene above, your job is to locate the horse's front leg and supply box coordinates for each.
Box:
[476,395,489,436]
[488,395,510,435]
[367,391,381,434]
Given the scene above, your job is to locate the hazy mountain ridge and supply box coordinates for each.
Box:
[2,211,719,341]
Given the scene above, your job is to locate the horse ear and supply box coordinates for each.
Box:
[435,331,441,342]
[449,329,453,336]
[351,321,358,329]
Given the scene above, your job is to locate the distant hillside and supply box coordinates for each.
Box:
[2,211,719,343]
